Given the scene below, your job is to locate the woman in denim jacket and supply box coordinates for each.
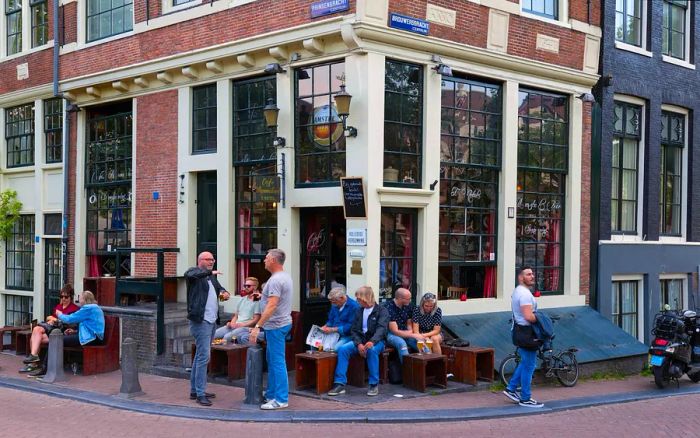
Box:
[57,291,105,347]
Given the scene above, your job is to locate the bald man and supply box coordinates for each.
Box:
[382,288,421,363]
[185,251,230,406]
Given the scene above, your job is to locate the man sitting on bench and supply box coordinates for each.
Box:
[327,286,389,397]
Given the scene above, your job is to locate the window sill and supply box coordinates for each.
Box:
[662,55,695,70]
[614,41,652,58]
[82,31,135,50]
[1,40,54,63]
[609,233,643,243]
[2,165,36,173]
[659,236,686,244]
[520,11,571,29]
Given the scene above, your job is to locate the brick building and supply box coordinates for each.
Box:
[593,0,700,343]
[0,0,600,342]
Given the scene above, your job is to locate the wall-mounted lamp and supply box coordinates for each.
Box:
[576,92,596,103]
[178,174,185,204]
[263,98,287,147]
[429,179,439,191]
[431,55,453,77]
[65,103,81,113]
[333,84,357,137]
[264,63,286,74]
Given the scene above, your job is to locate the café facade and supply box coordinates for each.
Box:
[0,0,601,334]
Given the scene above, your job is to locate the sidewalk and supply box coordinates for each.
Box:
[2,351,699,422]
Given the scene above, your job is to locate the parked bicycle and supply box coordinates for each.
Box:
[499,319,580,387]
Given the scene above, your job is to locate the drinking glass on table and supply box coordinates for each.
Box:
[417,339,425,355]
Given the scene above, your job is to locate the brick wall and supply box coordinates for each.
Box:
[61,3,78,45]
[103,308,157,371]
[580,101,592,302]
[0,50,53,94]
[133,91,179,277]
[569,0,601,27]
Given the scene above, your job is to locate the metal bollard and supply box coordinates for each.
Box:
[42,329,67,383]
[118,338,144,398]
[243,345,264,405]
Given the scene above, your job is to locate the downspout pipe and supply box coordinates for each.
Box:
[52,0,60,97]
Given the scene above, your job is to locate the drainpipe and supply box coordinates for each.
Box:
[52,0,60,97]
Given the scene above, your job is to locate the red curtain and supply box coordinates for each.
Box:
[401,214,414,290]
[544,213,561,291]
[88,234,100,277]
[237,208,251,292]
[483,212,496,298]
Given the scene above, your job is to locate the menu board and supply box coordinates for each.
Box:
[340,177,367,219]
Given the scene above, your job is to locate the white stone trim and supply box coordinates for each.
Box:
[614,41,652,58]
[662,55,696,70]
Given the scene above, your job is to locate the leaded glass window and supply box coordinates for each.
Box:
[384,60,423,187]
[438,76,501,300]
[516,89,568,294]
[233,76,278,291]
[5,103,35,168]
[295,60,346,186]
[660,111,684,236]
[44,98,63,163]
[5,215,35,290]
[85,107,132,276]
[615,0,642,46]
[663,0,687,59]
[86,0,133,42]
[192,84,217,154]
[611,102,641,233]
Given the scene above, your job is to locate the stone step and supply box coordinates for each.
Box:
[164,322,191,338]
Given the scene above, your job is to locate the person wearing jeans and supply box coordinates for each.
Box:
[185,251,230,407]
[383,288,420,362]
[503,266,544,408]
[328,286,389,397]
[250,249,293,410]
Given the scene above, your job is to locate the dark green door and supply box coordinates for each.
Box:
[44,239,62,313]
[197,171,217,263]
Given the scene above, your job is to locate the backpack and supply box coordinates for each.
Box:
[388,358,403,384]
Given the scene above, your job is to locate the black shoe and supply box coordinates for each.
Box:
[27,368,46,378]
[19,364,39,373]
[195,396,213,406]
[328,384,346,396]
[23,355,40,364]
[190,392,216,400]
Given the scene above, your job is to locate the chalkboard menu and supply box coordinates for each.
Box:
[340,177,367,219]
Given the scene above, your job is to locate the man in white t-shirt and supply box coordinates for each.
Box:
[503,266,544,408]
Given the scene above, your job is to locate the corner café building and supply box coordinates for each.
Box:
[60,0,599,334]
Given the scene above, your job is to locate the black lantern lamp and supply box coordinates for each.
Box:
[333,84,357,137]
[263,98,286,147]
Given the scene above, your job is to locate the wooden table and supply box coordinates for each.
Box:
[209,343,250,381]
[295,351,338,394]
[446,346,495,385]
[0,326,23,352]
[402,353,447,392]
[14,329,32,355]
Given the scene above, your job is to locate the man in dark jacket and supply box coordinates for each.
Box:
[328,286,389,397]
[185,251,229,406]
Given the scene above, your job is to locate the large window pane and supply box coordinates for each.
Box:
[192,84,217,154]
[6,0,21,55]
[380,209,416,303]
[86,0,133,42]
[662,0,687,59]
[615,0,642,46]
[5,103,35,167]
[517,89,567,294]
[612,280,638,338]
[5,215,35,290]
[661,278,683,310]
[234,77,278,291]
[660,111,684,236]
[295,60,346,185]
[523,0,558,20]
[44,98,63,163]
[4,295,33,326]
[439,76,501,300]
[31,0,48,47]
[611,102,641,233]
[384,60,423,187]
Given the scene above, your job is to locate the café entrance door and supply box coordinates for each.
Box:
[299,207,346,336]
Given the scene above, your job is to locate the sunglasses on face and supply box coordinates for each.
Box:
[60,296,70,299]
[423,293,436,300]
[244,284,255,288]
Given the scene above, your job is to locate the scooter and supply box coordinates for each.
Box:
[649,307,700,388]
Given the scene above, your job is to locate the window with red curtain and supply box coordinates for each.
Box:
[438,76,501,300]
[515,89,568,294]
[380,209,416,303]
[233,77,278,292]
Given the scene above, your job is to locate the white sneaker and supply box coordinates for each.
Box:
[260,399,288,410]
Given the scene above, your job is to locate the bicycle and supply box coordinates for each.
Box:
[499,334,580,387]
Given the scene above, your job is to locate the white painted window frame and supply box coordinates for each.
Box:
[659,105,688,242]
[611,274,644,342]
[659,273,688,311]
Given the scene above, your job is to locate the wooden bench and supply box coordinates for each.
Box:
[0,325,25,352]
[43,315,120,376]
[15,329,32,355]
[402,353,448,392]
[347,346,394,386]
[443,345,495,385]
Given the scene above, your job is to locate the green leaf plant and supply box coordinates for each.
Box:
[0,189,23,241]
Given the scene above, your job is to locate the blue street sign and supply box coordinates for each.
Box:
[389,13,430,36]
[310,0,349,18]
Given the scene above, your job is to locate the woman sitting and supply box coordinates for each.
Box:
[412,292,443,355]
[21,284,80,370]
[56,290,105,349]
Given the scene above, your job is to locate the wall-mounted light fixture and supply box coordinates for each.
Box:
[178,174,185,204]
[431,55,453,77]
[263,98,286,147]
[264,63,286,74]
[333,84,357,137]
[576,92,596,103]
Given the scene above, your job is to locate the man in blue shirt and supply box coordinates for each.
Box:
[382,288,420,362]
[320,287,359,350]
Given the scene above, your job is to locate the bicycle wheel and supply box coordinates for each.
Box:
[498,354,520,387]
[554,351,579,387]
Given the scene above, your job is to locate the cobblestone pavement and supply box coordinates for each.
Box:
[2,386,697,437]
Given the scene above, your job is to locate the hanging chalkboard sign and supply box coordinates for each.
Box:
[340,177,367,219]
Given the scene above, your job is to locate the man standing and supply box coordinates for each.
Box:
[320,287,359,350]
[328,286,389,397]
[383,287,419,362]
[250,248,292,410]
[185,252,230,406]
[503,266,544,408]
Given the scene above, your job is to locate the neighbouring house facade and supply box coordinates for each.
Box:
[594,0,700,343]
[0,0,600,342]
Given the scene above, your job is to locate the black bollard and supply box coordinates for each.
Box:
[118,338,144,398]
[243,345,264,405]
[42,329,67,383]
